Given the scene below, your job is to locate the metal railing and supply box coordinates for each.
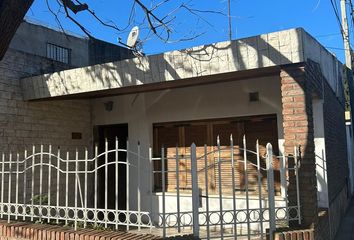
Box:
[0,139,152,231]
[0,135,301,239]
[152,135,302,239]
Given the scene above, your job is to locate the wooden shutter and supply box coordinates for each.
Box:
[153,125,180,191]
[152,114,280,195]
[212,121,244,194]
[244,117,280,194]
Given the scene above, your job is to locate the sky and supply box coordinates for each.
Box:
[26,0,350,62]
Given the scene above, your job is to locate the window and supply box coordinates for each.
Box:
[152,115,280,194]
[46,43,71,64]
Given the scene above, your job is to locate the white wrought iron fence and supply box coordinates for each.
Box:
[0,135,301,240]
[152,135,301,239]
[0,141,152,231]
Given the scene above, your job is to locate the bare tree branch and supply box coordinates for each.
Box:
[0,0,225,60]
[60,0,88,14]
[74,0,125,31]
[135,0,172,41]
[61,0,94,38]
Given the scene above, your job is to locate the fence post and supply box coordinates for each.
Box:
[266,143,276,239]
[191,143,200,238]
[294,146,301,225]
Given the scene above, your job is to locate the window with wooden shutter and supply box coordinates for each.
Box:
[152,114,280,195]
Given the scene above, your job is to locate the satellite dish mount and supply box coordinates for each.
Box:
[118,26,144,56]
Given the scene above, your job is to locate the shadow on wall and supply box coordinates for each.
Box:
[30,29,304,99]
[26,29,349,236]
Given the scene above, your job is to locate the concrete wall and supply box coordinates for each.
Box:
[302,31,344,101]
[21,28,344,104]
[91,76,283,210]
[10,21,133,68]
[21,28,305,100]
[10,21,90,67]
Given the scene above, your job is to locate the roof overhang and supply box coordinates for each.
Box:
[20,28,342,101]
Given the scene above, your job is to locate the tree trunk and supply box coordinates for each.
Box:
[0,0,34,61]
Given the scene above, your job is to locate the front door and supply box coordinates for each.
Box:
[95,124,128,210]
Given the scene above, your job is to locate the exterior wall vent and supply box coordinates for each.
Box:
[249,92,259,102]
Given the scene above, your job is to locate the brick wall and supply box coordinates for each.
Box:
[280,61,350,239]
[280,64,318,229]
[307,61,349,240]
[274,229,314,240]
[328,186,348,239]
[323,81,348,202]
[0,220,159,240]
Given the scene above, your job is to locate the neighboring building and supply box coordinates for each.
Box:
[10,20,133,67]
[0,23,352,239]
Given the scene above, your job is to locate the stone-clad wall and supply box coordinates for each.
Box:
[0,48,93,207]
[0,48,92,152]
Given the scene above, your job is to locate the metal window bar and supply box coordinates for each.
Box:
[46,43,71,64]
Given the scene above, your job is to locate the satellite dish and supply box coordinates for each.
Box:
[127,26,140,48]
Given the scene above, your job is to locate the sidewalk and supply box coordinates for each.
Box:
[335,198,354,240]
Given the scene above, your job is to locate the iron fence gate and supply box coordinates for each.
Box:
[0,135,301,239]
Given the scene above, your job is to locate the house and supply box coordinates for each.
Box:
[0,21,352,239]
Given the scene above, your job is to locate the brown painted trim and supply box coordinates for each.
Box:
[153,113,278,127]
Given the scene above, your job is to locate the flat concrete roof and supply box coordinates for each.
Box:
[21,28,343,101]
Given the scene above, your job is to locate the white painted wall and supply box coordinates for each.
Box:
[91,76,283,211]
[313,99,329,208]
[151,194,286,233]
